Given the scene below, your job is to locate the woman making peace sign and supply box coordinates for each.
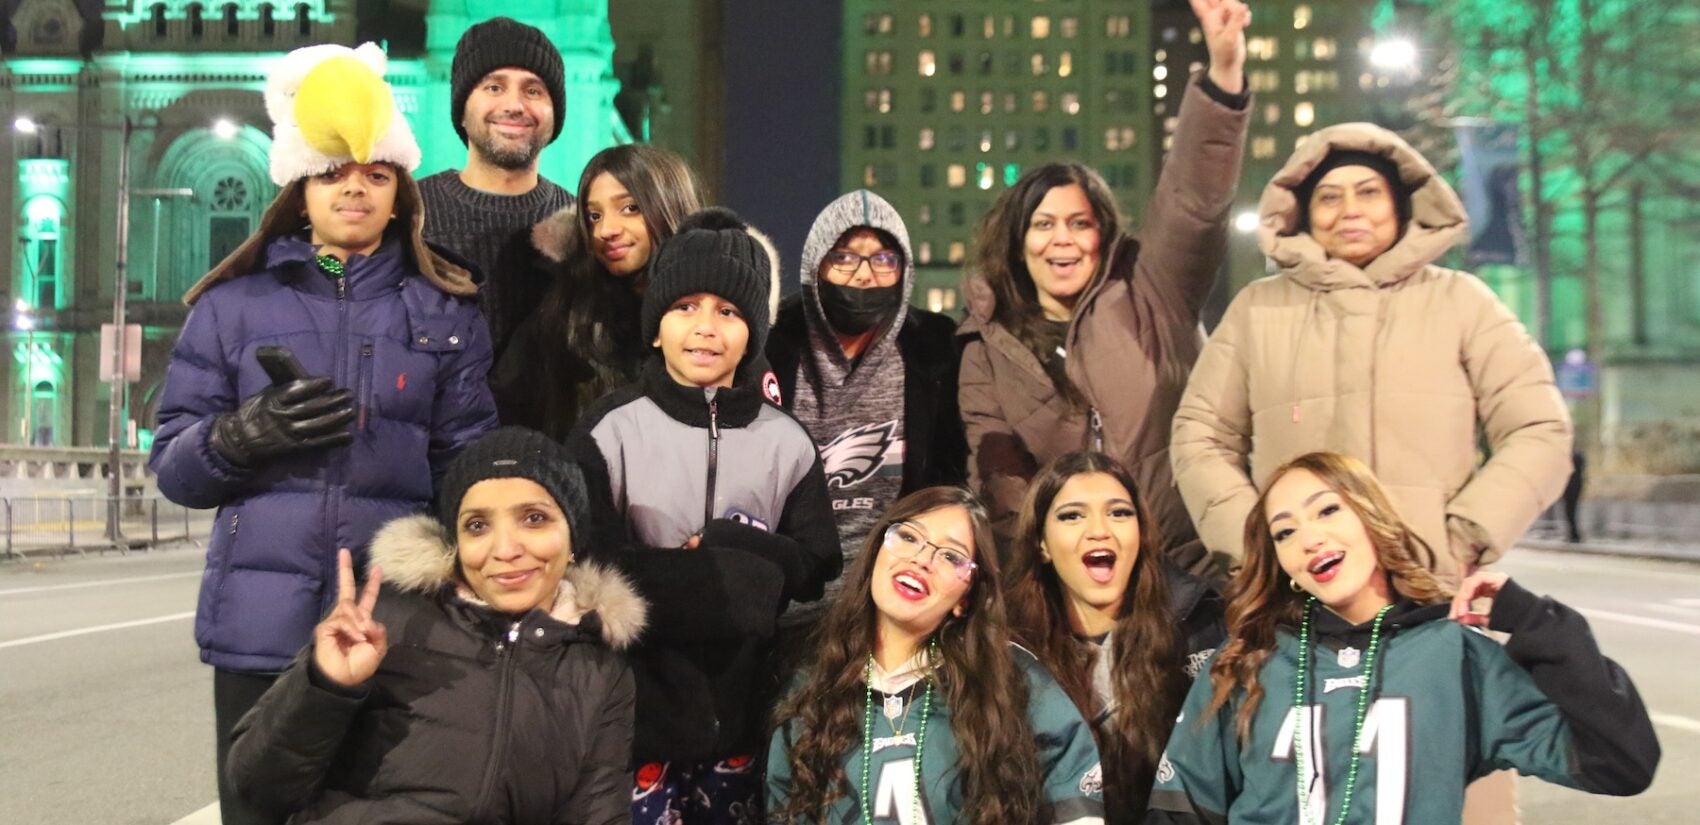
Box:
[226,428,647,825]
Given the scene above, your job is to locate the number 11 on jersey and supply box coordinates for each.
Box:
[1272,697,1411,824]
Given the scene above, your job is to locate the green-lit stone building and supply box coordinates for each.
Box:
[0,0,627,448]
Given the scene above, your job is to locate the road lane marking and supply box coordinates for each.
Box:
[0,611,193,650]
[170,803,220,825]
[1644,603,1700,618]
[0,570,200,596]
[1579,608,1700,637]
[1507,551,1700,580]
[1651,712,1700,735]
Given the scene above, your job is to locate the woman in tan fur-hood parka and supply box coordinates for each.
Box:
[1170,123,1572,588]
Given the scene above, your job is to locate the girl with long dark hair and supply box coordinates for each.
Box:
[493,143,706,437]
[768,487,1104,825]
[1147,452,1658,823]
[957,0,1251,576]
[1004,452,1223,823]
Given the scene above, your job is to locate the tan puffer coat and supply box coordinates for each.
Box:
[1170,123,1572,586]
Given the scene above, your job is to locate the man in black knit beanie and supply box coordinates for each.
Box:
[419,16,573,363]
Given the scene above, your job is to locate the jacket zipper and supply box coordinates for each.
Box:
[704,397,720,526]
[472,620,522,818]
[1088,407,1104,452]
[323,274,348,606]
[356,342,373,431]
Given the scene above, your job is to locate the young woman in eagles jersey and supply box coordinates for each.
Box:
[767,486,1105,825]
[1004,452,1225,824]
[1148,452,1659,824]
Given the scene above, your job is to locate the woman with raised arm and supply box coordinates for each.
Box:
[958,0,1251,575]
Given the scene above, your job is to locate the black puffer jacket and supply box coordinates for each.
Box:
[227,514,648,825]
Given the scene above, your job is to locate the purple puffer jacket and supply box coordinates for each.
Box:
[149,236,498,672]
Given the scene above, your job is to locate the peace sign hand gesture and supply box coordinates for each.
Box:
[1189,0,1252,94]
[312,548,388,688]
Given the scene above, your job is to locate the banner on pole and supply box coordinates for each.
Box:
[1455,122,1527,267]
[99,323,143,382]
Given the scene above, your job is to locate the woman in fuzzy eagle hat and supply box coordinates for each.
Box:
[149,42,498,825]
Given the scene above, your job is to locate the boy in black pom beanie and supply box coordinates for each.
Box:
[569,208,838,823]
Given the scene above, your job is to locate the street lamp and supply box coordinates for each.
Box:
[11,113,229,544]
[1370,38,1419,72]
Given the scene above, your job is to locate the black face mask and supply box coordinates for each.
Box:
[817,281,903,335]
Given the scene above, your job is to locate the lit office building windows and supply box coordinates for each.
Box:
[1313,37,1337,60]
[1059,51,1073,78]
[1032,90,1049,112]
[1153,64,1168,81]
[1032,16,1050,39]
[1005,130,1020,150]
[948,164,967,188]
[1294,101,1316,127]
[1248,37,1278,61]
[1154,83,1168,99]
[1060,17,1078,39]
[948,241,966,264]
[951,90,967,112]
[977,163,993,190]
[920,50,936,76]
[919,128,935,150]
[919,242,933,264]
[1294,5,1312,29]
[1031,52,1048,76]
[918,204,932,225]
[919,14,932,38]
[1252,136,1277,159]
[979,130,993,152]
[980,91,995,114]
[1062,92,1080,115]
[1263,104,1281,125]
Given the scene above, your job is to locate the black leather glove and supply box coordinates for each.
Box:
[210,377,355,469]
[699,518,808,602]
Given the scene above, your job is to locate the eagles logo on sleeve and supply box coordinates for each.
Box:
[820,420,902,489]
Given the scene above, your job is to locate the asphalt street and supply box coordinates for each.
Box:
[0,544,1694,824]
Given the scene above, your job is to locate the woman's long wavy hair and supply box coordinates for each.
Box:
[1004,452,1184,819]
[1207,452,1449,740]
[969,162,1125,408]
[773,487,1042,825]
[543,144,704,395]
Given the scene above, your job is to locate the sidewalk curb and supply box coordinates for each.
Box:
[1519,537,1700,564]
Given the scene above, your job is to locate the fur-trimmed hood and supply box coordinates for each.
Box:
[368,514,647,650]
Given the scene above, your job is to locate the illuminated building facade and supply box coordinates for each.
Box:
[0,0,626,447]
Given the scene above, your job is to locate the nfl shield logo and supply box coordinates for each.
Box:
[1337,646,1362,668]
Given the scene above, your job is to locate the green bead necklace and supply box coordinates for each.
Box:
[314,254,346,279]
[860,642,936,825]
[1292,597,1393,825]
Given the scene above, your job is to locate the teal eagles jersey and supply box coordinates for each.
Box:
[768,648,1106,825]
[1149,586,1659,824]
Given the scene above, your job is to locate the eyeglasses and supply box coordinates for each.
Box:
[882,522,977,582]
[824,250,902,274]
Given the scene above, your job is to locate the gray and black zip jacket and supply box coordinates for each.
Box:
[569,358,840,763]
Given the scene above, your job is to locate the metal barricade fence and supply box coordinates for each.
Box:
[0,495,214,560]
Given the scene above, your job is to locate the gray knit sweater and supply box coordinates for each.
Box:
[417,170,572,358]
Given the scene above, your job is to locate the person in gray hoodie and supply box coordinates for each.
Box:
[765,190,967,613]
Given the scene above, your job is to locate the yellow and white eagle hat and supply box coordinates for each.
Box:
[265,42,422,187]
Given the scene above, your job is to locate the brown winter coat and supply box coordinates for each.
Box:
[1170,122,1573,586]
[958,74,1249,576]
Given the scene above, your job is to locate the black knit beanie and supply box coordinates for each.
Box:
[1293,149,1412,232]
[450,17,567,147]
[435,427,588,549]
[641,207,775,358]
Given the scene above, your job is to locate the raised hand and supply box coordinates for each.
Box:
[1449,569,1512,627]
[1190,0,1251,94]
[312,548,388,688]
